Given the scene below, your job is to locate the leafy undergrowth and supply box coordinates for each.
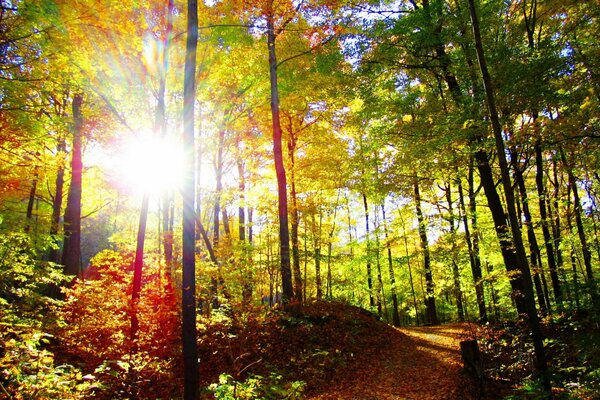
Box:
[197,300,400,399]
[198,303,488,400]
[475,311,600,399]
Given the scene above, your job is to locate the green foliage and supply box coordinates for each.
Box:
[0,232,67,322]
[0,327,95,399]
[209,373,305,400]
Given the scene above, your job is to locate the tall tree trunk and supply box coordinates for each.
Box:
[458,163,487,322]
[444,182,464,321]
[374,210,386,320]
[25,165,39,232]
[381,203,401,326]
[511,151,549,313]
[131,194,149,344]
[182,0,199,396]
[562,151,594,284]
[62,93,84,278]
[362,193,375,308]
[326,191,339,300]
[565,190,581,308]
[467,0,549,387]
[213,129,225,247]
[414,181,438,325]
[398,207,419,325]
[160,0,174,270]
[288,131,302,302]
[311,211,323,300]
[237,140,252,304]
[49,136,66,263]
[266,6,293,302]
[535,140,562,303]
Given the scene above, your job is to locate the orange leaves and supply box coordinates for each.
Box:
[57,249,181,397]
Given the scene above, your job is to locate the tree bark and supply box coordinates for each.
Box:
[535,140,562,303]
[288,130,303,302]
[414,181,438,325]
[266,5,293,303]
[362,193,375,308]
[458,163,487,322]
[131,194,149,343]
[61,93,84,278]
[562,150,594,284]
[25,165,39,232]
[382,203,401,326]
[182,0,199,396]
[468,0,549,387]
[49,136,66,264]
[444,182,464,321]
[511,150,550,313]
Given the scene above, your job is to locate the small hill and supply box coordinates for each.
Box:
[197,300,481,399]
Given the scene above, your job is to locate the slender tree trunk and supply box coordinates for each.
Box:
[414,181,438,325]
[468,0,549,387]
[562,151,594,284]
[374,210,386,320]
[237,142,252,304]
[362,193,375,308]
[382,203,401,326]
[62,93,84,278]
[131,194,149,343]
[326,192,339,300]
[182,0,199,396]
[49,137,66,263]
[535,140,562,303]
[288,132,302,302]
[266,7,293,302]
[213,129,225,247]
[160,0,174,270]
[565,184,581,308]
[458,164,487,322]
[398,207,419,325]
[512,152,549,313]
[25,165,39,232]
[444,182,464,321]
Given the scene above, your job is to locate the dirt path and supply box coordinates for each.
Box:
[308,323,479,400]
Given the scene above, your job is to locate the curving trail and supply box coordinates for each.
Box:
[308,323,480,400]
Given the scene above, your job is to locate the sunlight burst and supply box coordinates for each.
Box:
[119,132,183,196]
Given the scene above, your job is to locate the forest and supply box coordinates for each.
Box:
[1,0,600,398]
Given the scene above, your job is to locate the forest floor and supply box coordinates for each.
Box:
[197,302,521,400]
[307,323,484,400]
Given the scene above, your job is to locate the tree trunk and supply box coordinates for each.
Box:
[444,182,464,321]
[382,203,401,326]
[237,141,252,304]
[511,151,549,313]
[182,0,199,396]
[160,0,174,270]
[458,163,487,322]
[535,140,562,303]
[312,211,323,300]
[213,129,225,247]
[25,165,39,232]
[61,93,84,278]
[288,131,303,302]
[131,194,149,343]
[467,0,549,387]
[398,207,419,325]
[414,181,438,325]
[266,7,293,303]
[362,193,375,308]
[562,151,594,284]
[49,136,66,264]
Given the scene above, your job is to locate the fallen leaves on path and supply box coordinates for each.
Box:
[308,323,480,400]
